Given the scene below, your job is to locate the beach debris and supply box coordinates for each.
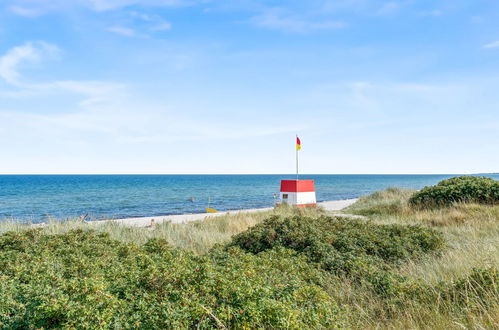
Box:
[78,213,89,223]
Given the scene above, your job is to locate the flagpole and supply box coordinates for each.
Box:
[296,134,299,180]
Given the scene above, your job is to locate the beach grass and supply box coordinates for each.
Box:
[0,204,326,255]
[340,187,499,328]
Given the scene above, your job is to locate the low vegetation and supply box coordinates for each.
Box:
[0,205,323,255]
[409,175,499,208]
[344,187,415,216]
[0,230,344,329]
[0,176,498,328]
[228,215,444,298]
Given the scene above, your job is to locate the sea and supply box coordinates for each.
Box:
[1,174,498,223]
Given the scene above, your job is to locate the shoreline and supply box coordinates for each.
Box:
[95,199,359,227]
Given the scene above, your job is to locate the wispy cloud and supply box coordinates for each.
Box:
[151,22,172,31]
[376,1,412,15]
[107,11,172,37]
[483,40,499,49]
[251,10,345,33]
[243,0,418,33]
[8,5,40,17]
[41,80,125,107]
[87,0,186,11]
[0,42,301,152]
[321,0,413,15]
[1,40,303,149]
[129,11,153,21]
[0,42,125,107]
[6,0,189,15]
[107,26,144,37]
[0,41,59,85]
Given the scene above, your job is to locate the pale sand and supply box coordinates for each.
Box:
[96,199,359,228]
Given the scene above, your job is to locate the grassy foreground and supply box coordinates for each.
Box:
[0,205,324,255]
[0,184,498,328]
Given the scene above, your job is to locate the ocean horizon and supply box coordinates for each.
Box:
[1,174,498,223]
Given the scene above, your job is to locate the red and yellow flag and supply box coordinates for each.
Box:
[296,136,301,151]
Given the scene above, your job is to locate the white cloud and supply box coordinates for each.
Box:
[42,80,125,107]
[151,22,172,31]
[376,1,413,15]
[483,40,499,49]
[321,0,412,15]
[107,15,171,37]
[5,0,189,15]
[107,26,142,37]
[0,41,298,154]
[251,11,345,33]
[2,77,497,174]
[129,11,153,21]
[321,0,371,12]
[87,0,186,11]
[0,42,125,107]
[8,5,40,16]
[0,41,59,85]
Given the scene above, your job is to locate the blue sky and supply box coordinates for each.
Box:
[0,0,498,174]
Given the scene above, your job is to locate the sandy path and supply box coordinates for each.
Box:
[97,199,359,228]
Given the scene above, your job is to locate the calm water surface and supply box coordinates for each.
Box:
[1,174,498,223]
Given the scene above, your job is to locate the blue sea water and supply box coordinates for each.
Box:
[0,174,498,223]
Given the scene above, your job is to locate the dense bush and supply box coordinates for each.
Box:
[409,176,499,208]
[227,215,444,296]
[228,215,444,264]
[0,229,344,329]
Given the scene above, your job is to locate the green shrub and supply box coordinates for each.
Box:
[228,215,444,264]
[409,176,499,208]
[208,247,344,328]
[227,215,444,296]
[0,229,345,329]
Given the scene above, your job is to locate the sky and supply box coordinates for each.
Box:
[0,0,498,174]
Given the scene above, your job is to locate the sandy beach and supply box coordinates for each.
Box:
[97,199,359,227]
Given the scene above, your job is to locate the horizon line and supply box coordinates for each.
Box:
[1,173,497,176]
